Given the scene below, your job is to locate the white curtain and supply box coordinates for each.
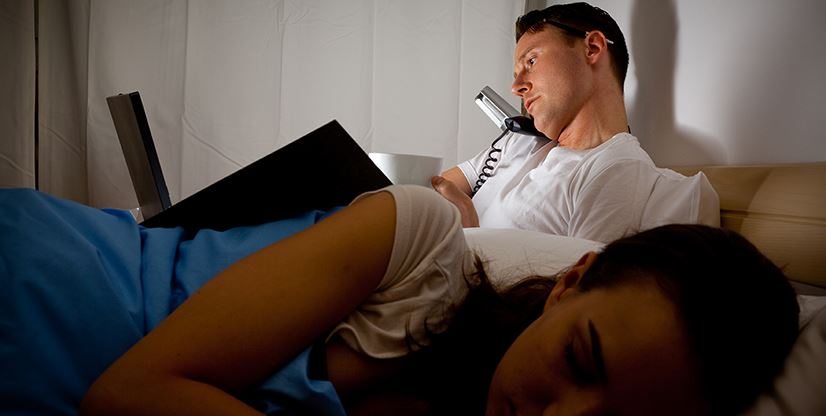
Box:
[2,0,523,208]
[0,1,35,190]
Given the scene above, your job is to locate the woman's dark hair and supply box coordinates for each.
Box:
[408,224,799,415]
[404,258,558,415]
[577,224,799,415]
[515,2,629,90]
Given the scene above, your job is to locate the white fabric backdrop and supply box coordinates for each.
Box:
[7,0,523,208]
[38,0,90,202]
[0,2,35,190]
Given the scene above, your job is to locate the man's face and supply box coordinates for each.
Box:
[511,27,591,140]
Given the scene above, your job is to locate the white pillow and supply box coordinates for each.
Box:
[463,227,604,287]
[797,294,826,329]
[745,304,826,416]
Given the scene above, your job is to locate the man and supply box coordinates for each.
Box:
[433,2,719,243]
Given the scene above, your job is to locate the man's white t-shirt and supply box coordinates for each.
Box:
[458,132,719,243]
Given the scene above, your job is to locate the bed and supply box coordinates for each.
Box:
[672,163,826,295]
[2,163,824,415]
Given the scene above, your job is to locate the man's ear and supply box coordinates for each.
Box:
[545,251,598,310]
[584,30,610,63]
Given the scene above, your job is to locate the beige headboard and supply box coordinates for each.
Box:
[672,163,826,290]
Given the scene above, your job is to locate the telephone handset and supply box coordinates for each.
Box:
[472,86,550,193]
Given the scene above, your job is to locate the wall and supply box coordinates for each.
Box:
[580,0,826,166]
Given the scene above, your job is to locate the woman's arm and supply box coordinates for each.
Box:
[81,191,397,416]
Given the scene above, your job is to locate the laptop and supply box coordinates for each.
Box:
[107,91,391,234]
[107,92,172,220]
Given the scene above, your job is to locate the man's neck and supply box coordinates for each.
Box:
[555,87,628,150]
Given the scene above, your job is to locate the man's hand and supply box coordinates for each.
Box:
[431,176,479,228]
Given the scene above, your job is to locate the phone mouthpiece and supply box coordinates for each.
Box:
[504,116,547,138]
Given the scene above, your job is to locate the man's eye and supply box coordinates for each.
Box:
[527,57,536,67]
[565,341,596,385]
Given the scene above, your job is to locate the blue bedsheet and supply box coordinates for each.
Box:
[0,189,345,415]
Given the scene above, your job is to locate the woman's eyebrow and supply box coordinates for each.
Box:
[588,319,608,383]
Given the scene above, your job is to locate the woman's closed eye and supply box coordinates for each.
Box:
[564,339,597,385]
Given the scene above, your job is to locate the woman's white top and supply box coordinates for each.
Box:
[329,185,474,359]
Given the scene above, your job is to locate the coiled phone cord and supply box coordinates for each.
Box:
[473,128,510,194]
[472,115,549,195]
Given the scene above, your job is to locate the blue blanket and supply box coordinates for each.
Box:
[0,189,345,415]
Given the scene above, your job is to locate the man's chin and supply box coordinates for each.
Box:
[532,119,551,138]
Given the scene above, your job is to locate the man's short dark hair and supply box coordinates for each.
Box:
[516,2,629,90]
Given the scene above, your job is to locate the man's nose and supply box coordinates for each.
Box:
[512,76,530,97]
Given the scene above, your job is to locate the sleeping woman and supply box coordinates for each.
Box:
[0,185,798,415]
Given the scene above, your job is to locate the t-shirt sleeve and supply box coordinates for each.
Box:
[570,159,721,244]
[327,185,473,359]
[640,170,721,230]
[458,147,490,190]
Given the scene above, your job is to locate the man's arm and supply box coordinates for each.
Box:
[431,166,479,228]
[439,166,473,197]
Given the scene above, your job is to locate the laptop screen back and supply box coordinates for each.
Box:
[106,92,171,220]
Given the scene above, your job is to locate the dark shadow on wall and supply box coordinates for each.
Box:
[628,0,726,167]
[718,0,826,165]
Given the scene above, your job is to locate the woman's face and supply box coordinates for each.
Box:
[486,256,704,416]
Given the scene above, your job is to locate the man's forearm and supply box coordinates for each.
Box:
[439,166,473,197]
